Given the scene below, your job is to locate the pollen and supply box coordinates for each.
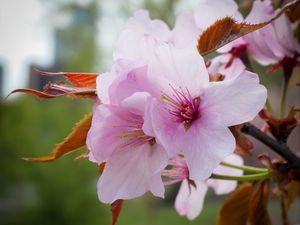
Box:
[115,112,155,147]
[161,86,200,130]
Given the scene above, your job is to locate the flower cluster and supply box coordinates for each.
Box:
[87,0,270,213]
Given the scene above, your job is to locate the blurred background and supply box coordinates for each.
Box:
[0,0,299,225]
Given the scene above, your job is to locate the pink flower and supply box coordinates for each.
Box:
[87,91,168,203]
[113,10,170,62]
[174,154,244,220]
[146,45,267,180]
[244,0,300,66]
[193,0,243,30]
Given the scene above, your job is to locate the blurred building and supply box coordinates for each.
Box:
[28,1,98,90]
[0,65,3,97]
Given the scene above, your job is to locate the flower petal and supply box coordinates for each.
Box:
[202,71,267,127]
[121,92,150,114]
[148,44,209,97]
[209,55,246,80]
[97,143,168,203]
[109,63,157,105]
[183,123,236,180]
[170,11,200,48]
[113,10,170,61]
[207,154,244,195]
[86,104,125,163]
[175,180,208,220]
[194,0,243,30]
[96,72,115,104]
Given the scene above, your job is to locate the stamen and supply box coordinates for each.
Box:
[114,112,155,148]
[161,86,201,129]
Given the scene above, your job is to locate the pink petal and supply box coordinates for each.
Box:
[113,10,170,61]
[148,44,209,97]
[170,11,200,48]
[273,14,300,55]
[86,104,121,162]
[121,92,150,114]
[207,154,244,195]
[183,123,236,180]
[96,72,115,104]
[217,38,247,54]
[209,55,246,80]
[194,0,243,30]
[109,64,157,105]
[97,143,168,203]
[202,71,267,127]
[149,98,187,157]
[175,180,208,220]
[244,0,287,65]
[142,97,156,137]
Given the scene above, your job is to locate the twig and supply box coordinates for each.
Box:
[241,122,300,167]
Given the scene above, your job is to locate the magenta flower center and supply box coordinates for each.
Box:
[117,112,155,147]
[161,87,201,130]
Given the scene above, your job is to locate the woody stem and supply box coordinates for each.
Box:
[241,122,300,168]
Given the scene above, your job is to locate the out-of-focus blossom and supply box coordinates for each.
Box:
[207,45,247,81]
[113,1,243,62]
[173,0,247,77]
[113,10,170,62]
[146,45,267,180]
[169,11,201,49]
[193,0,243,29]
[244,0,300,67]
[174,154,244,220]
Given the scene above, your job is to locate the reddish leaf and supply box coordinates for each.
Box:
[259,107,299,143]
[198,17,265,55]
[248,180,272,225]
[217,183,254,225]
[110,200,124,225]
[285,0,300,22]
[10,87,96,99]
[34,68,99,87]
[99,162,106,173]
[198,0,300,55]
[287,181,300,209]
[230,125,253,156]
[23,113,93,162]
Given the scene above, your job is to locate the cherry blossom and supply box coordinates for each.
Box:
[87,91,168,203]
[113,10,170,62]
[244,0,300,66]
[174,154,244,220]
[146,45,267,180]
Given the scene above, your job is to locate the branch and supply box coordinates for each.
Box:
[241,122,300,167]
